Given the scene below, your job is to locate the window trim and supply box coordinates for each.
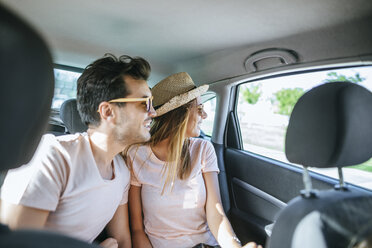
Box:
[200,92,217,138]
[54,64,84,73]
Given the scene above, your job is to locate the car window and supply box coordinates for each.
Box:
[52,68,81,109]
[236,66,372,190]
[200,92,216,137]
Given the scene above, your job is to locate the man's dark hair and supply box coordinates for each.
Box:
[77,54,151,126]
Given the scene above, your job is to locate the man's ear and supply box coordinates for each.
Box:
[97,102,114,121]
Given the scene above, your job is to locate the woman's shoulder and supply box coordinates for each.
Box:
[189,137,214,151]
[124,144,153,171]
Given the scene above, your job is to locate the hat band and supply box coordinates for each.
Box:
[155,84,209,117]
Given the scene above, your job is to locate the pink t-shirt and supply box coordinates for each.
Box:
[0,133,130,243]
[129,138,220,248]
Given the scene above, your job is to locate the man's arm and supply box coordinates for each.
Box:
[0,201,49,229]
[105,203,131,248]
[129,185,152,248]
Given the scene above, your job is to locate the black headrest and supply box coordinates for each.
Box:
[60,99,88,134]
[0,225,101,248]
[0,4,100,248]
[0,5,54,171]
[286,82,372,168]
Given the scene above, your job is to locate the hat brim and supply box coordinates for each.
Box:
[156,84,209,116]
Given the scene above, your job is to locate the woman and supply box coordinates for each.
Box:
[125,72,262,248]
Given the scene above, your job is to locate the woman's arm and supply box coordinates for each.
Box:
[129,185,152,248]
[203,172,262,248]
[105,203,131,248]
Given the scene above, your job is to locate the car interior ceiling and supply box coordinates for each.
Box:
[1,0,371,86]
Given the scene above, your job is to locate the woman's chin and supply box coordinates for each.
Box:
[193,130,201,137]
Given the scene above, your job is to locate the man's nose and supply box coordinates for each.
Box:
[148,105,157,117]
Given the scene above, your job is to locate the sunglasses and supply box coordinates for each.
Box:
[98,96,153,112]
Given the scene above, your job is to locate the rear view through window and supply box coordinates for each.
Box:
[200,93,216,136]
[52,68,81,109]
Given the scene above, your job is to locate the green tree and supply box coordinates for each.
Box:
[272,88,305,116]
[242,84,261,105]
[323,72,365,83]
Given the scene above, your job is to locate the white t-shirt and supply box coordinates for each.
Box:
[128,138,220,248]
[0,133,130,243]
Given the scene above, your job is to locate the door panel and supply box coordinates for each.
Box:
[232,177,285,223]
[223,146,337,244]
[213,143,231,213]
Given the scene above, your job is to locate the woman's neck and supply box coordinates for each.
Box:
[151,138,170,162]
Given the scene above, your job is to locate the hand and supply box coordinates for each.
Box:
[242,242,263,248]
[100,238,118,248]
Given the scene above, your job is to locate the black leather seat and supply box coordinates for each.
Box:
[0,4,99,247]
[60,98,88,134]
[266,82,372,248]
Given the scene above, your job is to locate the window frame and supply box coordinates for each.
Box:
[54,64,83,73]
[52,65,83,110]
[233,64,372,151]
[200,91,218,138]
[230,64,372,191]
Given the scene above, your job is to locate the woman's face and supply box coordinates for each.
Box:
[185,97,207,138]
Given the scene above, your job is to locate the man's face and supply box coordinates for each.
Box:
[113,75,156,145]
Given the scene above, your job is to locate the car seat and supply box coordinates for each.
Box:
[60,98,88,134]
[0,4,99,247]
[266,82,372,248]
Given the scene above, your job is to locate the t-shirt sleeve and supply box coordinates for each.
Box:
[0,135,67,211]
[120,173,130,205]
[130,169,141,186]
[201,140,220,173]
[126,146,142,187]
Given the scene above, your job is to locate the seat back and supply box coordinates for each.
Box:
[267,82,372,248]
[60,98,88,134]
[0,5,53,171]
[0,4,98,247]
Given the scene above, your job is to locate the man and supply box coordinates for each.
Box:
[0,54,156,248]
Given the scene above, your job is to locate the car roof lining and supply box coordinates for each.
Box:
[2,0,372,86]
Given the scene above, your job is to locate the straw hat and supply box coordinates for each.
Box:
[152,72,209,116]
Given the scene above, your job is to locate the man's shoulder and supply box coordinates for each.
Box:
[35,133,89,161]
[54,132,86,143]
[53,132,89,150]
[114,153,126,167]
[40,132,85,145]
[114,154,130,176]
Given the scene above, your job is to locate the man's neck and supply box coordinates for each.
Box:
[87,129,126,169]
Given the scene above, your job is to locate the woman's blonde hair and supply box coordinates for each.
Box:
[150,100,195,193]
[124,99,196,194]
